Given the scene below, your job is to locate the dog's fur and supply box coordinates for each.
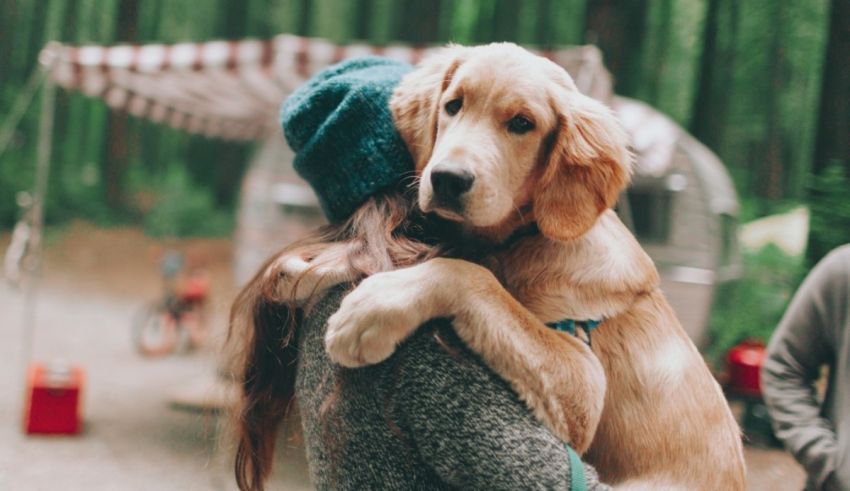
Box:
[277,44,746,489]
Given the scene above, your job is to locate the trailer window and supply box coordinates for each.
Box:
[628,187,671,243]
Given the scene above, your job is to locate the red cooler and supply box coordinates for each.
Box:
[24,362,84,435]
[726,340,766,398]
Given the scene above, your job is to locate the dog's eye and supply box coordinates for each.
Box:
[507,116,535,134]
[444,98,463,116]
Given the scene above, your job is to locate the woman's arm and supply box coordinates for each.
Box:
[264,242,362,304]
[394,321,610,491]
[325,257,606,453]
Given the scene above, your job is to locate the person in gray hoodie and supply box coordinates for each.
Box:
[762,245,850,491]
[231,57,609,491]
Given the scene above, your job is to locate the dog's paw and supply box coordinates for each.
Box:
[325,313,401,368]
[325,270,432,367]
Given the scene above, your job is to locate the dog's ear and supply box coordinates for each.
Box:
[391,46,467,169]
[534,91,632,241]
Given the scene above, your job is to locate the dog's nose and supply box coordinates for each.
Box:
[430,163,475,203]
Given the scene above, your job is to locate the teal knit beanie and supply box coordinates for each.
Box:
[281,57,414,222]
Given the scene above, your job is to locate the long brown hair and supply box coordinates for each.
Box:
[229,188,447,491]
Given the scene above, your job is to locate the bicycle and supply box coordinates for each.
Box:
[132,251,210,357]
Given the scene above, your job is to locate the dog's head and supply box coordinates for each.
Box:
[391,43,632,241]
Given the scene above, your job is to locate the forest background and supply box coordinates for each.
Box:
[1,0,848,358]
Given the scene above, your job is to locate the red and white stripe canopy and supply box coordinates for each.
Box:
[38,35,612,141]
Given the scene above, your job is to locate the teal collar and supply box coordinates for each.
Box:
[566,444,587,491]
[547,318,601,347]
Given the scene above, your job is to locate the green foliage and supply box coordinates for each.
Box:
[706,245,805,364]
[140,165,233,238]
[0,148,35,227]
[807,164,850,264]
[692,0,829,201]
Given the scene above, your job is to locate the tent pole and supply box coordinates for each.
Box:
[20,78,56,378]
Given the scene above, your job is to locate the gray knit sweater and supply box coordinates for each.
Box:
[295,287,609,490]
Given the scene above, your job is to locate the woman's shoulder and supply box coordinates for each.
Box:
[303,286,529,412]
[396,320,520,400]
[301,286,531,414]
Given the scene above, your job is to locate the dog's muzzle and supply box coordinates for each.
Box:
[429,161,474,214]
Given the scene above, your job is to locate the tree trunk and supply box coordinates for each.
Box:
[395,0,441,44]
[807,0,850,264]
[584,0,649,96]
[690,0,729,148]
[102,0,138,212]
[762,2,785,201]
[812,0,850,176]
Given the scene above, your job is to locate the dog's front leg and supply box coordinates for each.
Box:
[326,257,606,453]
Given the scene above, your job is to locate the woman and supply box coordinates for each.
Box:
[231,57,609,491]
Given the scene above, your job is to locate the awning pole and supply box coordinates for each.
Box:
[20,77,57,378]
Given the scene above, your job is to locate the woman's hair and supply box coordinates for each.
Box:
[229,188,446,491]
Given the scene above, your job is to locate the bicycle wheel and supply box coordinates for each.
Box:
[132,302,180,357]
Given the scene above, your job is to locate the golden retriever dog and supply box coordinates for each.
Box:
[276,43,746,490]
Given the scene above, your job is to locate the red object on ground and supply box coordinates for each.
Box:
[726,340,766,398]
[23,363,84,435]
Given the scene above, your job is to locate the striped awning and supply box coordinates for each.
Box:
[38,35,612,142]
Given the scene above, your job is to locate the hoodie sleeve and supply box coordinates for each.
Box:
[762,247,848,489]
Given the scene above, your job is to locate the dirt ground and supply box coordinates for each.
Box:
[0,222,806,490]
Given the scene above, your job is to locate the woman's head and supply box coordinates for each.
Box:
[281,56,416,222]
[231,58,444,491]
